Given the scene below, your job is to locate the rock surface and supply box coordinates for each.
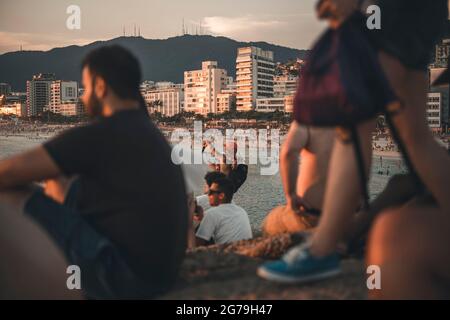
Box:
[162,235,367,300]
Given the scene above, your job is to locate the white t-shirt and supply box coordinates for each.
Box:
[196,203,253,244]
[196,194,211,211]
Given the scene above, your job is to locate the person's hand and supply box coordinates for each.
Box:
[316,0,359,28]
[286,194,306,214]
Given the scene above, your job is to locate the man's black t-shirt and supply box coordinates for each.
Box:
[44,109,188,290]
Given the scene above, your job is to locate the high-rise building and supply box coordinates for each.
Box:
[0,83,11,96]
[26,73,55,116]
[184,61,228,115]
[46,80,81,116]
[236,47,275,111]
[273,75,298,97]
[143,82,184,117]
[49,80,78,107]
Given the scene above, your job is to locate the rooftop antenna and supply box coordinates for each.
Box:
[182,18,186,35]
[123,26,125,37]
[134,24,136,37]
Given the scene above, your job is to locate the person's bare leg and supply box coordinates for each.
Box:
[0,202,83,299]
[367,200,450,299]
[310,120,374,256]
[379,51,450,213]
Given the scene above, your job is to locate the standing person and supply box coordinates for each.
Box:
[262,121,335,235]
[258,0,450,284]
[195,178,252,246]
[0,45,188,298]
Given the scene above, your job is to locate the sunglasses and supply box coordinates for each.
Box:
[208,189,222,196]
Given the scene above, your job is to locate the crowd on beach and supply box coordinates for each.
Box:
[0,119,72,140]
[1,0,450,300]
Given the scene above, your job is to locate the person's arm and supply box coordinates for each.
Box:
[0,146,61,191]
[280,122,309,213]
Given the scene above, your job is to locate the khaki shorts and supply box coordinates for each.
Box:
[262,205,320,236]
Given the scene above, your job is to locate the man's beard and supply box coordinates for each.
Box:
[86,93,103,118]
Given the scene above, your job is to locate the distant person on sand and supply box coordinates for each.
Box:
[258,0,450,291]
[262,122,335,235]
[196,178,252,246]
[0,45,188,299]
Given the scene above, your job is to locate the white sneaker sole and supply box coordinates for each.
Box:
[257,267,341,284]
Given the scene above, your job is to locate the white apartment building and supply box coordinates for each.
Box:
[236,47,275,111]
[143,82,184,117]
[26,73,55,116]
[274,75,298,97]
[427,92,442,131]
[184,61,228,115]
[256,97,285,113]
[216,93,236,113]
[50,80,78,107]
[49,101,82,117]
[284,95,295,113]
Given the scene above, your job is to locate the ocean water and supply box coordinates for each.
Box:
[0,135,406,231]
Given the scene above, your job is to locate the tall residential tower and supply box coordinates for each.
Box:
[236,47,275,111]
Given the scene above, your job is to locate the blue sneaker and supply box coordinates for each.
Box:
[257,243,341,284]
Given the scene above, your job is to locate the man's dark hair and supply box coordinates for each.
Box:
[213,178,235,203]
[81,45,145,105]
[204,171,226,187]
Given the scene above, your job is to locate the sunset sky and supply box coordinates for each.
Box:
[0,0,328,54]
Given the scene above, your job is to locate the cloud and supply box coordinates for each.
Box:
[202,15,287,37]
[199,13,323,49]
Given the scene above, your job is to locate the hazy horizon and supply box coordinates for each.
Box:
[0,33,311,56]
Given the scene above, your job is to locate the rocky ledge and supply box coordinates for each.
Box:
[162,234,367,300]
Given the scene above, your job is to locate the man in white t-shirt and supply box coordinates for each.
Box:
[196,171,227,212]
[195,178,252,246]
